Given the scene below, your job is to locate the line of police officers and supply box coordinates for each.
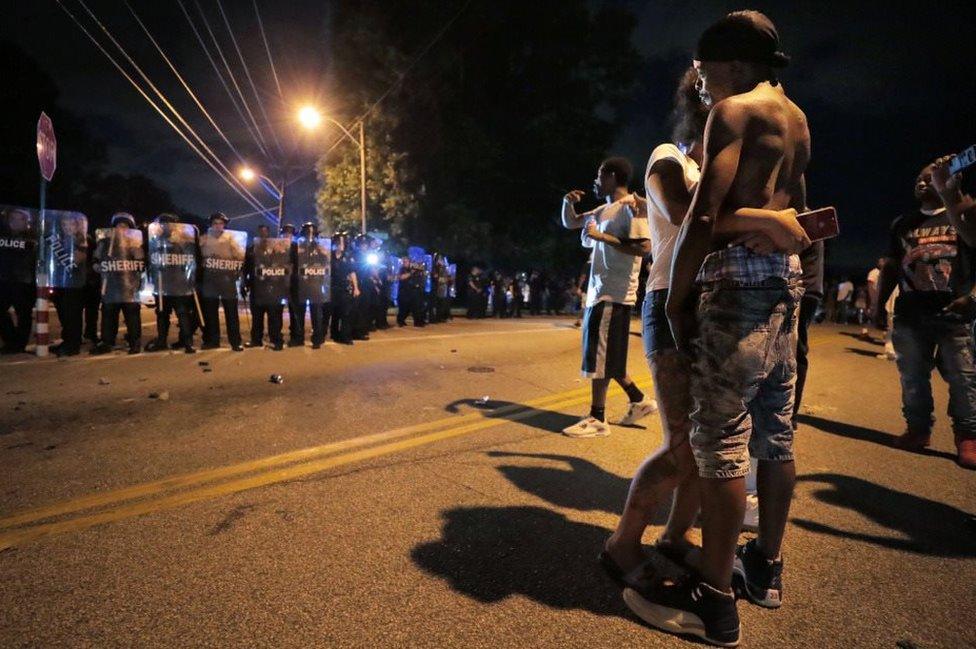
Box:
[0,205,456,357]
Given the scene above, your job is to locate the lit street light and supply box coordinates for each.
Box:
[239,165,284,230]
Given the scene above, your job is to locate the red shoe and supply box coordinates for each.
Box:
[956,437,976,470]
[894,430,931,452]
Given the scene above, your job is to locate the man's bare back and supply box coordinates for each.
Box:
[711,83,810,249]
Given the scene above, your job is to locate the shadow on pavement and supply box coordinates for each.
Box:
[485,451,651,519]
[411,505,627,617]
[797,414,957,462]
[838,331,884,346]
[792,473,975,558]
[844,347,884,358]
[443,398,580,434]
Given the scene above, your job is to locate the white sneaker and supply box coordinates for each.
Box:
[742,492,759,531]
[618,399,658,426]
[562,416,610,438]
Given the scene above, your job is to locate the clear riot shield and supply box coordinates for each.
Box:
[0,206,38,285]
[41,210,89,289]
[251,237,292,307]
[389,256,403,306]
[95,228,145,304]
[448,263,458,298]
[199,229,247,299]
[423,254,434,293]
[147,222,198,297]
[295,236,332,304]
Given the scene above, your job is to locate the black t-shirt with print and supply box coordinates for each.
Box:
[889,208,976,319]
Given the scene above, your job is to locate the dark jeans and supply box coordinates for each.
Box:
[892,315,976,438]
[398,292,423,326]
[793,295,821,424]
[0,281,34,350]
[83,283,100,342]
[330,296,353,343]
[101,302,141,349]
[155,294,195,347]
[201,296,241,347]
[250,299,283,346]
[53,287,84,351]
[290,299,325,345]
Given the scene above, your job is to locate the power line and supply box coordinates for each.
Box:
[193,0,272,158]
[123,0,245,165]
[252,0,283,100]
[72,0,270,217]
[175,0,269,161]
[215,0,284,157]
[54,0,274,220]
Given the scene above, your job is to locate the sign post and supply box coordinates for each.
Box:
[35,112,57,357]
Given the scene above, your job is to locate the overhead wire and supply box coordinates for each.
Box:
[54,0,275,221]
[123,0,246,165]
[175,0,269,161]
[252,0,283,100]
[192,0,272,158]
[72,0,272,218]
[215,0,284,158]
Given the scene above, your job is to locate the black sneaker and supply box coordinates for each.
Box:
[623,576,740,647]
[732,538,783,609]
[144,340,167,352]
[231,344,244,352]
[91,342,113,356]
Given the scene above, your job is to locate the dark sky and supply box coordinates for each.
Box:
[3,1,976,275]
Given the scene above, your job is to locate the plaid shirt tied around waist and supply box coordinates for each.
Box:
[696,245,802,285]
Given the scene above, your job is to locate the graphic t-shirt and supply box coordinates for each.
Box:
[580,199,650,307]
[889,207,976,319]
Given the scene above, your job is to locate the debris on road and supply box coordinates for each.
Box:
[198,361,210,367]
[467,366,495,373]
[149,391,170,401]
[203,368,213,373]
[98,377,110,385]
[269,374,284,384]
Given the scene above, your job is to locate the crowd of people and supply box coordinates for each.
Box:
[0,209,469,356]
[462,267,586,319]
[553,9,973,647]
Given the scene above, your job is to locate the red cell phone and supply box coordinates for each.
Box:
[796,206,839,241]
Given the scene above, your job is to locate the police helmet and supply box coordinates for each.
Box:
[111,212,136,228]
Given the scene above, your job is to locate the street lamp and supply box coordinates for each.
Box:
[298,105,367,235]
[239,165,284,230]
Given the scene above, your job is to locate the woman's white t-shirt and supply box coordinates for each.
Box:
[644,143,700,292]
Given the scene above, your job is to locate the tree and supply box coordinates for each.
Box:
[314,107,422,242]
[320,1,642,271]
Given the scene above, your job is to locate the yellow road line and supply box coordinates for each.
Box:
[0,377,649,531]
[0,388,622,550]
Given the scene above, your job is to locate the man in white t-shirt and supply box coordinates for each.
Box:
[559,157,658,438]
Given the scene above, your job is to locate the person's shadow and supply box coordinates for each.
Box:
[792,473,975,558]
[444,398,580,434]
[411,505,627,616]
[797,414,957,462]
[845,347,884,358]
[485,451,677,526]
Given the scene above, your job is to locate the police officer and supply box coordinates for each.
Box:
[49,213,90,357]
[244,224,288,351]
[92,212,143,355]
[199,212,244,351]
[145,213,197,353]
[291,221,329,349]
[329,232,359,344]
[0,208,36,354]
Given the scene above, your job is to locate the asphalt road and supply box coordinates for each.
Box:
[1,315,973,648]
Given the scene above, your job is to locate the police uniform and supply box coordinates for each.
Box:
[145,213,197,353]
[329,234,356,344]
[290,222,329,348]
[199,212,244,351]
[92,212,143,355]
[244,228,288,351]
[49,215,91,357]
[0,208,37,354]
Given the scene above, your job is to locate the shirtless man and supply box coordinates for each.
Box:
[622,12,810,647]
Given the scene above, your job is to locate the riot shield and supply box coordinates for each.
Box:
[199,229,247,299]
[423,254,434,293]
[41,210,89,289]
[251,237,292,307]
[147,222,198,297]
[389,256,403,306]
[448,263,458,298]
[0,206,38,285]
[295,236,332,304]
[94,228,144,303]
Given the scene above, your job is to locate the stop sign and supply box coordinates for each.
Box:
[36,112,57,182]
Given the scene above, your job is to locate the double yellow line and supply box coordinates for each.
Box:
[0,376,650,551]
